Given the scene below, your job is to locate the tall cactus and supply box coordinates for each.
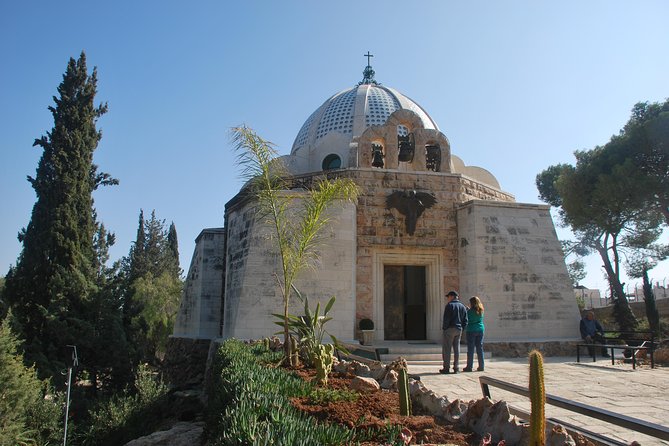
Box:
[529,349,546,446]
[398,367,411,416]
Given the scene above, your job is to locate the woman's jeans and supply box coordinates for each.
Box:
[466,330,484,370]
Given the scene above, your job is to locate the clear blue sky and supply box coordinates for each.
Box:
[1,1,668,295]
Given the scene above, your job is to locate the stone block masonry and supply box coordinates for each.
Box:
[457,200,580,342]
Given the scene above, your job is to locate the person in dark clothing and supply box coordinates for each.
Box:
[580,310,609,357]
[440,290,468,374]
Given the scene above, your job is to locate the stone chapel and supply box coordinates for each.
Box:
[173,60,581,345]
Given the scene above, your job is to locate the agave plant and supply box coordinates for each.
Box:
[273,285,348,367]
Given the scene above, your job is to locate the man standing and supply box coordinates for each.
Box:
[441,290,468,374]
[580,310,610,358]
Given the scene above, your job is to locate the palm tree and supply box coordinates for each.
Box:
[232,126,359,364]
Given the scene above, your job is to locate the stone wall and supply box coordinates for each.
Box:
[163,337,212,388]
[457,200,581,342]
[593,298,669,324]
[173,228,226,338]
[221,195,357,340]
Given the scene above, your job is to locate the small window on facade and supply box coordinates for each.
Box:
[322,154,342,170]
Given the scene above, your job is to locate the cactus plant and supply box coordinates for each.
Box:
[290,335,300,367]
[528,349,546,446]
[313,343,335,385]
[398,367,411,416]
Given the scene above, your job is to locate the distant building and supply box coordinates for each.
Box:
[627,283,669,302]
[174,60,581,343]
[574,285,606,309]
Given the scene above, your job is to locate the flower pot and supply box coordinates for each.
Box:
[361,329,375,346]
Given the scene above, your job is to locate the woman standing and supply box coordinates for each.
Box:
[463,296,485,372]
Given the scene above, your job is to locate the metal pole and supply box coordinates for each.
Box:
[63,345,78,446]
[63,366,72,446]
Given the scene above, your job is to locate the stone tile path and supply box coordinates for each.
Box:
[409,356,669,445]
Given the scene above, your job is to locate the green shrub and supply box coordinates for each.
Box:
[0,318,62,446]
[204,339,402,445]
[77,364,169,446]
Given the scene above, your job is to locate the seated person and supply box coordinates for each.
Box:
[579,311,610,357]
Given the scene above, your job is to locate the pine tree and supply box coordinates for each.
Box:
[3,52,116,381]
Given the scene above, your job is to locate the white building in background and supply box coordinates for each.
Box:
[627,283,669,302]
[574,285,606,309]
[575,282,669,309]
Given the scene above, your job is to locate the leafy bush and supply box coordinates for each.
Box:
[77,364,169,446]
[307,387,358,405]
[274,287,347,368]
[204,339,402,445]
[0,318,63,446]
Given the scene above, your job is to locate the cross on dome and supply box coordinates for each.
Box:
[360,51,378,85]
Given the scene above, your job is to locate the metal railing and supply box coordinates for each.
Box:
[479,376,669,442]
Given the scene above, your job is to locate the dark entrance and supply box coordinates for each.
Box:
[383,265,426,340]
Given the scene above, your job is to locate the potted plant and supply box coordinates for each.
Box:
[359,318,375,345]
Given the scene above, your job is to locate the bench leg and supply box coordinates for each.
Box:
[651,349,655,369]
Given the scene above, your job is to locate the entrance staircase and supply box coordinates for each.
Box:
[341,340,492,365]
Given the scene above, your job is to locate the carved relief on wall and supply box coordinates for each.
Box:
[386,190,437,235]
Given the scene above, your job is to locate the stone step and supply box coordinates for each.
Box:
[380,351,493,364]
[340,340,492,364]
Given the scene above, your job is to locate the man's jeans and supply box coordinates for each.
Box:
[442,327,463,370]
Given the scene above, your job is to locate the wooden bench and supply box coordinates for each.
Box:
[576,330,656,369]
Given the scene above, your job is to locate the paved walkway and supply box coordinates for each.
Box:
[409,356,668,445]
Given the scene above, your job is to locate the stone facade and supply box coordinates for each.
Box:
[220,192,357,340]
[173,228,225,338]
[173,70,580,346]
[457,201,579,341]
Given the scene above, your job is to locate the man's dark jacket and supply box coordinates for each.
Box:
[442,298,468,330]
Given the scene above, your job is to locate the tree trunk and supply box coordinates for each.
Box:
[596,244,637,331]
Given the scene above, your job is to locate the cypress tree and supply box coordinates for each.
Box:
[3,52,116,381]
[122,210,182,364]
[167,222,180,275]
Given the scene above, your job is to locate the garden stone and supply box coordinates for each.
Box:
[369,361,387,381]
[461,399,528,445]
[443,399,468,423]
[124,421,204,446]
[548,424,576,446]
[410,380,451,416]
[353,362,371,377]
[351,376,381,393]
[380,369,399,390]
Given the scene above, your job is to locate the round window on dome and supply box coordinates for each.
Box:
[322,154,342,170]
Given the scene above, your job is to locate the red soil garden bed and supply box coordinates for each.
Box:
[289,367,480,445]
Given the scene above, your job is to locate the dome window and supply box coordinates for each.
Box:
[322,154,342,170]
